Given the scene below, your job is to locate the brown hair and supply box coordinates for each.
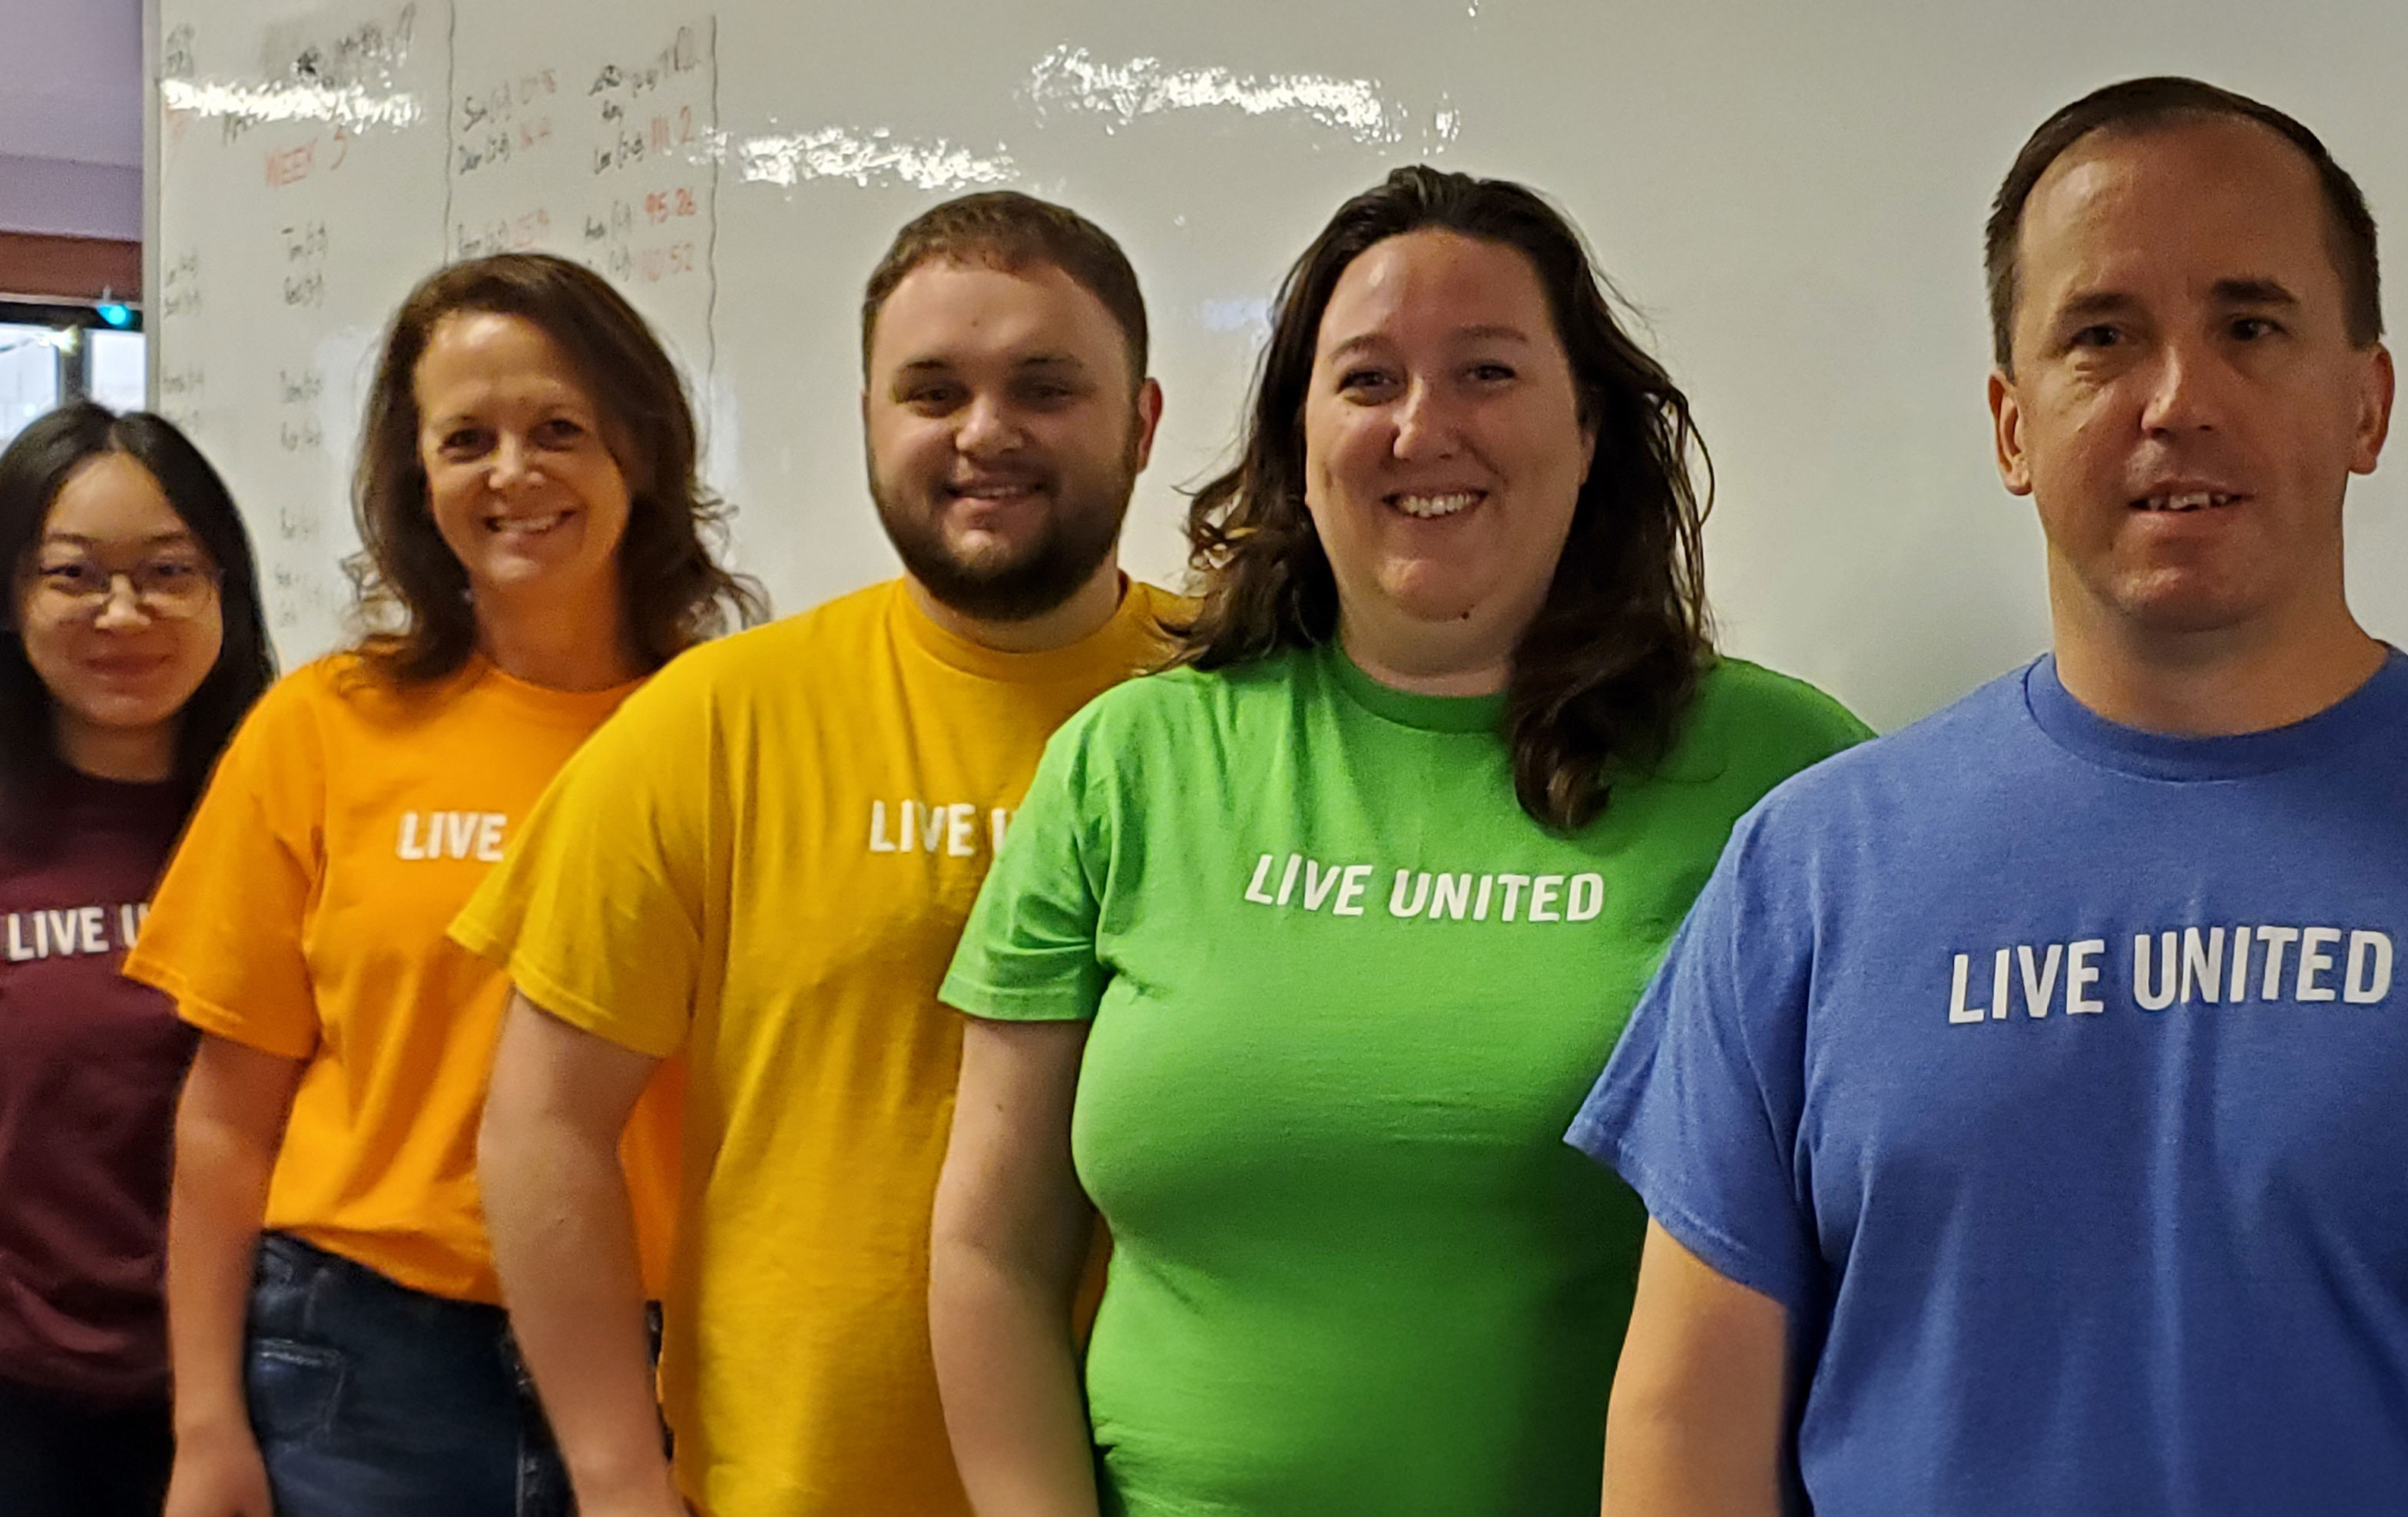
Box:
[351,252,765,684]
[1986,76,2383,371]
[860,190,1148,383]
[1179,166,1713,832]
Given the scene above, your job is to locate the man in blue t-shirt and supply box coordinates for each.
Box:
[1570,76,2405,1516]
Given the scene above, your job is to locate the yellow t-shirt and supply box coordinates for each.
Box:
[449,578,1176,1517]
[124,653,681,1303]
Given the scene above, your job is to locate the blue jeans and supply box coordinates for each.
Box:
[245,1232,568,1516]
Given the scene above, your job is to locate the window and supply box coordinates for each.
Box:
[85,328,147,415]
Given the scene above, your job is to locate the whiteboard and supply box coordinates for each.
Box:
[148,0,2408,731]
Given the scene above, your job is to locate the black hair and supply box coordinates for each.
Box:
[0,402,276,834]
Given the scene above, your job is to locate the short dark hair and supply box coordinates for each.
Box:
[1986,76,2383,370]
[0,402,277,833]
[860,190,1149,383]
[353,252,766,685]
[1178,165,1714,833]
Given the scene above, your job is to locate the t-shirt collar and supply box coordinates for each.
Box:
[1323,639,1509,734]
[2024,645,2408,781]
[891,575,1166,685]
[456,654,648,728]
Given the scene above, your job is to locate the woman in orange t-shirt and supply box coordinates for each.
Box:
[127,253,763,1517]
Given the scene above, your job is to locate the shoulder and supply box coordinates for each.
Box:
[622,584,893,709]
[1125,580,1197,639]
[1059,646,1307,740]
[223,652,374,747]
[1655,656,1872,800]
[1686,657,1870,754]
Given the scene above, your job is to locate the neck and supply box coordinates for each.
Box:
[55,712,176,783]
[1337,610,1519,698]
[475,588,642,691]
[906,557,1126,655]
[2051,575,2385,737]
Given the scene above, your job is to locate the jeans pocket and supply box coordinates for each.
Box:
[246,1339,346,1445]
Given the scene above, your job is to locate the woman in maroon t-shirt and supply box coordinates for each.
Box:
[0,402,273,1516]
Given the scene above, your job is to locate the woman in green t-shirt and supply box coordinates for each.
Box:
[931,166,1868,1517]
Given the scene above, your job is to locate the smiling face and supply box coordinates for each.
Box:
[1303,229,1595,681]
[415,310,634,626]
[1990,117,2393,644]
[17,452,224,772]
[863,257,1160,623]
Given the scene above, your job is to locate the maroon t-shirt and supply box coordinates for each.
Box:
[0,770,192,1404]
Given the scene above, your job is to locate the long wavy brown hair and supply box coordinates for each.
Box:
[1178,166,1714,830]
[350,253,765,684]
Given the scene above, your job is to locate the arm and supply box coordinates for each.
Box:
[1601,1221,1790,1517]
[479,991,682,1516]
[163,1033,304,1517]
[930,1017,1101,1517]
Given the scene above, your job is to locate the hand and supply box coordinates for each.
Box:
[162,1426,274,1517]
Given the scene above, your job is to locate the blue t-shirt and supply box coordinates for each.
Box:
[1568,652,2408,1516]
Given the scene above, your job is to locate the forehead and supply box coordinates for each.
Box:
[413,310,591,406]
[868,257,1131,379]
[1318,230,1554,349]
[43,453,185,542]
[2018,118,2340,313]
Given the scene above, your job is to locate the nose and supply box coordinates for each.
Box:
[487,432,535,488]
[1390,377,1461,462]
[955,392,1025,458]
[91,572,151,630]
[2139,337,2227,438]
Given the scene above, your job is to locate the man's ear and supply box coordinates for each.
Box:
[1129,377,1164,473]
[2350,343,2394,476]
[1988,367,2034,497]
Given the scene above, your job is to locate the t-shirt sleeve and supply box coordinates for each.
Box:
[1565,807,1822,1312]
[449,667,713,1061]
[122,672,326,1062]
[940,708,1110,1023]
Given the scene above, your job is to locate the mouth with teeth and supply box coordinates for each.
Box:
[1389,489,1485,520]
[949,477,1049,502]
[2133,491,2240,513]
[485,510,573,536]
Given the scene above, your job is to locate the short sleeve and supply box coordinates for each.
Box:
[124,671,327,1061]
[449,664,713,1061]
[940,710,1108,1023]
[1565,807,1821,1311]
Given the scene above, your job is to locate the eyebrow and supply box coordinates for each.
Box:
[2211,277,2300,308]
[2053,278,2303,324]
[894,351,1091,376]
[423,392,596,426]
[41,530,201,550]
[1325,323,1537,363]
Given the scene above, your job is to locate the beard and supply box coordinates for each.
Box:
[873,455,1137,624]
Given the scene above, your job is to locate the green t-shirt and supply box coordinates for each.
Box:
[942,641,1869,1516]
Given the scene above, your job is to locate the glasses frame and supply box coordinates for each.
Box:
[18,551,224,622]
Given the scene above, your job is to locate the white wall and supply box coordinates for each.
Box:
[151,0,2408,730]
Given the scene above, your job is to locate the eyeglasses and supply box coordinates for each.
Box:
[25,555,222,620]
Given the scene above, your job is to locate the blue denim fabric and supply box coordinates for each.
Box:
[244,1232,568,1517]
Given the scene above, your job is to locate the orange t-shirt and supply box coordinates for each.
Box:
[125,653,680,1303]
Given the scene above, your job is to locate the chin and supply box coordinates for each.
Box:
[2110,585,2268,637]
[70,699,184,735]
[479,557,595,597]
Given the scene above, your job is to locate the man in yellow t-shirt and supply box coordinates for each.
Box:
[452,192,1174,1517]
